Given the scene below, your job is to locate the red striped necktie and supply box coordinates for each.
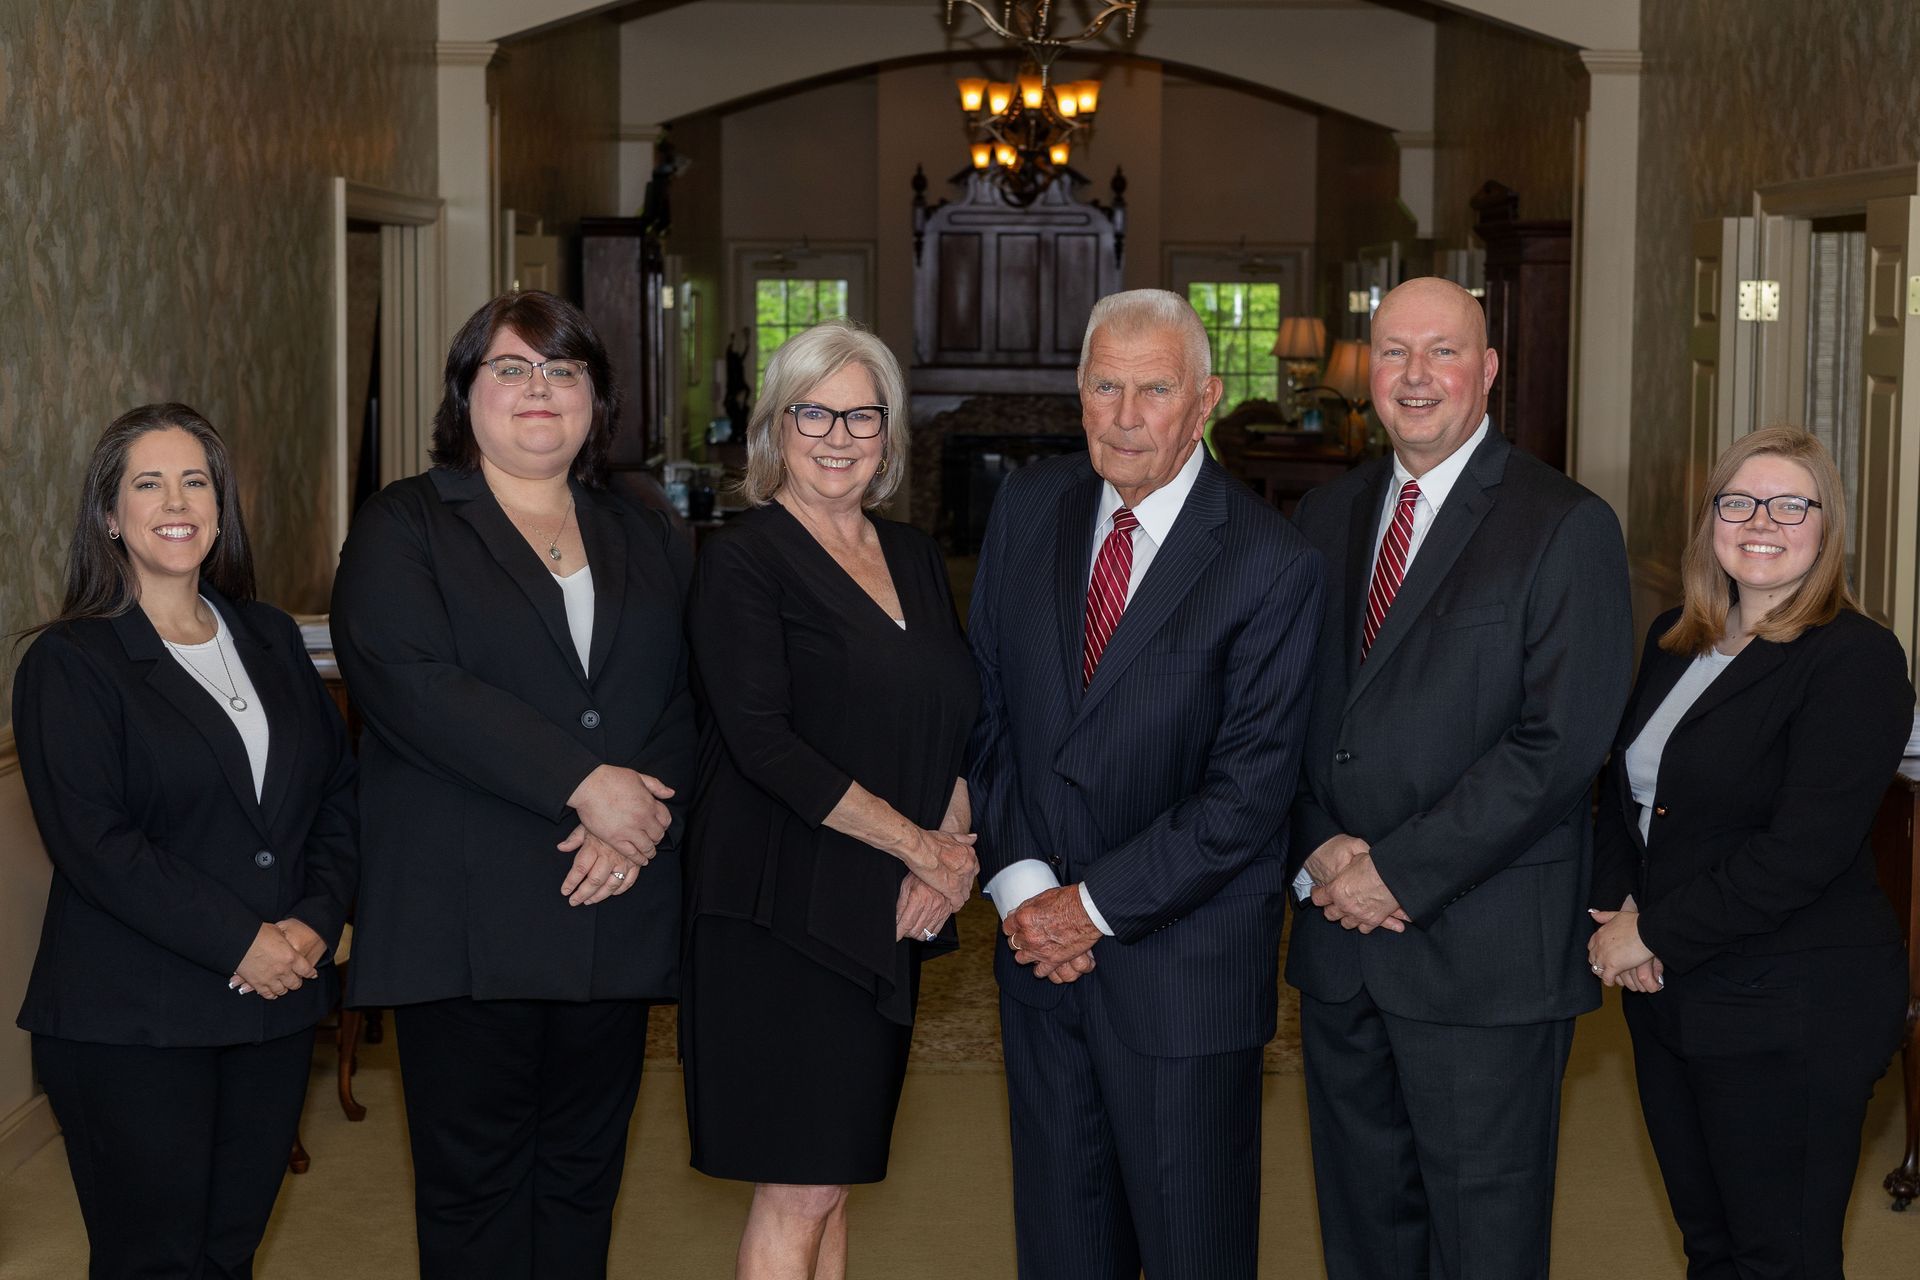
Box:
[1362,479,1421,661]
[1083,506,1139,687]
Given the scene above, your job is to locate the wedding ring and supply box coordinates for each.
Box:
[612,870,627,882]
[921,928,937,941]
[1590,963,1603,975]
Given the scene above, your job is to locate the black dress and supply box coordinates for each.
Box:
[682,502,979,1183]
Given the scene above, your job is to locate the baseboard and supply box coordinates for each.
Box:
[0,1091,58,1179]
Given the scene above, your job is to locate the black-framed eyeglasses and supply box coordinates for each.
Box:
[1713,492,1822,525]
[786,403,889,439]
[484,356,588,388]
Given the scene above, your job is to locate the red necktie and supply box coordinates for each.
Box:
[1362,479,1421,661]
[1083,507,1138,687]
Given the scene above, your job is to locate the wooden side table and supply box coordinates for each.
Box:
[1870,761,1920,1210]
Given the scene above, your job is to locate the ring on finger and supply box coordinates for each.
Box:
[612,869,627,882]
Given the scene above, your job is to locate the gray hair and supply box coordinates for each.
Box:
[739,318,910,509]
[1077,288,1212,384]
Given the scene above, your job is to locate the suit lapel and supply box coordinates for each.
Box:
[1074,459,1227,725]
[1673,639,1787,733]
[1053,464,1103,694]
[212,592,305,830]
[575,485,627,683]
[1342,459,1395,684]
[1344,432,1507,711]
[433,467,583,683]
[113,604,272,840]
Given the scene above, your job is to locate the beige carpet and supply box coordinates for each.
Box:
[4,987,1916,1277]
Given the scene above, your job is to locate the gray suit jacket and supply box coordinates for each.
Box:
[1285,429,1632,1026]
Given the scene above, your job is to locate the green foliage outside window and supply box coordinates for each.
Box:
[1186,282,1281,419]
[755,279,851,391]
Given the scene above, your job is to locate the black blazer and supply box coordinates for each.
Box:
[13,591,357,1047]
[1591,607,1912,973]
[1287,429,1634,1026]
[966,452,1326,1057]
[331,468,695,1006]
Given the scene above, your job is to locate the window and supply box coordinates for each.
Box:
[1187,282,1282,417]
[754,278,850,390]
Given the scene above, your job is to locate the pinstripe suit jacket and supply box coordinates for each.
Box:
[967,451,1325,1057]
[1286,429,1633,1025]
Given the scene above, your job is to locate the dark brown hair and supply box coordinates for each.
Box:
[23,403,256,637]
[430,290,620,486]
[1662,426,1855,656]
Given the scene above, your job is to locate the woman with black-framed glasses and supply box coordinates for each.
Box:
[331,290,695,1279]
[1587,426,1912,1277]
[681,318,979,1279]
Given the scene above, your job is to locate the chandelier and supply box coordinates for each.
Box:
[944,1,1143,203]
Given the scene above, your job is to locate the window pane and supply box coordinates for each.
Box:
[1188,279,1283,417]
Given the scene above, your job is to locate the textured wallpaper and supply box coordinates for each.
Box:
[1431,14,1586,248]
[0,0,436,705]
[1630,1,1920,567]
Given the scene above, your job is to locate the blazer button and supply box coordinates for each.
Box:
[1653,805,1669,818]
[254,850,275,868]
[1333,749,1353,764]
[580,709,602,729]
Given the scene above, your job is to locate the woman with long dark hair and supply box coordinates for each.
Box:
[1588,426,1912,1277]
[331,291,695,1279]
[13,403,357,1278]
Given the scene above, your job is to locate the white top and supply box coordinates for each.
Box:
[1624,647,1738,842]
[984,442,1209,937]
[553,564,595,673]
[165,602,269,799]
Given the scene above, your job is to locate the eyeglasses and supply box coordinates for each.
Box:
[484,356,588,389]
[1713,493,1823,525]
[786,403,889,439]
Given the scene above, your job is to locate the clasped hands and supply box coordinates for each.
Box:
[1306,834,1410,933]
[230,917,326,998]
[1004,886,1101,984]
[1588,902,1664,994]
[894,787,977,942]
[561,764,678,906]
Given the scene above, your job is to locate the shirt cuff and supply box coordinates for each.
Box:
[1292,867,1316,902]
[1078,883,1115,937]
[983,860,1061,919]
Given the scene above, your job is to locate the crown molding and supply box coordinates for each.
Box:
[436,40,499,68]
[1579,49,1644,76]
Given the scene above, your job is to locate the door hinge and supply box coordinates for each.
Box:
[1907,276,1920,316]
[1737,280,1780,322]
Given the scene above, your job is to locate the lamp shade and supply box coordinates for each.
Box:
[1321,339,1371,404]
[1048,142,1071,166]
[988,82,1014,115]
[1074,80,1100,114]
[1018,72,1045,109]
[957,78,988,112]
[1271,316,1327,362]
[970,142,993,169]
[1054,88,1078,117]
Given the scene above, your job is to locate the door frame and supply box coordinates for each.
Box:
[330,178,444,555]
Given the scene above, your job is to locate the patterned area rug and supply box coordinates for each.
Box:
[648,896,1303,1074]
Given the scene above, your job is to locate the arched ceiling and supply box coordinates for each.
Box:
[439,0,1639,132]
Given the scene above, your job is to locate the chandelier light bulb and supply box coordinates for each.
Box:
[957,78,989,113]
[971,142,994,169]
[988,82,1014,115]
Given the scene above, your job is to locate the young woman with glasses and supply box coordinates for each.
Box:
[1587,426,1912,1277]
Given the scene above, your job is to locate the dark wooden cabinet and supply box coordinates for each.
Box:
[1472,182,1571,473]
[1870,763,1920,1210]
[580,217,668,469]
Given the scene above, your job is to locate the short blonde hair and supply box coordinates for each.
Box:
[739,319,909,509]
[1662,426,1857,656]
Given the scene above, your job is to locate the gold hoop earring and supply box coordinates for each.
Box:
[876,454,890,476]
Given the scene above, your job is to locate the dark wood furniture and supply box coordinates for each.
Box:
[579,217,669,469]
[910,168,1124,394]
[1870,760,1920,1210]
[1472,182,1571,474]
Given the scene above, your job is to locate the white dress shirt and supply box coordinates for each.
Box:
[1294,416,1491,899]
[165,600,269,799]
[982,442,1208,934]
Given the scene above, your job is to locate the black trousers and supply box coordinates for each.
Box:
[32,1030,313,1280]
[1625,943,1908,1280]
[999,977,1264,1280]
[394,996,649,1280]
[1300,986,1575,1280]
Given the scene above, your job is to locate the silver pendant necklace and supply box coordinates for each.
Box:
[497,493,575,562]
[166,625,248,712]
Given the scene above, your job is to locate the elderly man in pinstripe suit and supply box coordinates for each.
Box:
[967,288,1326,1279]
